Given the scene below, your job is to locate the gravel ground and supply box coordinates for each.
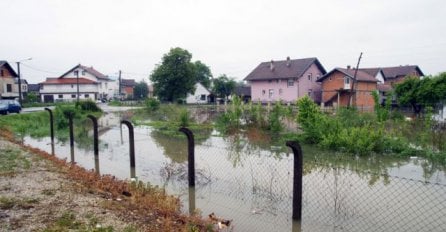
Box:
[0,138,138,231]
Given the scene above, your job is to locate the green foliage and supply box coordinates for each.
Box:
[193,60,213,89]
[145,98,160,112]
[372,90,389,122]
[76,100,102,112]
[212,74,236,100]
[150,47,196,102]
[24,92,39,103]
[133,81,149,100]
[296,96,326,143]
[179,109,190,127]
[268,101,285,134]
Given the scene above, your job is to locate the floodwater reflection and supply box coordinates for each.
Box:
[20,111,446,232]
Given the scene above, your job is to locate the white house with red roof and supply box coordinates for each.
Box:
[39,64,114,103]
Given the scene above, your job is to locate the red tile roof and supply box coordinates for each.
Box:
[318,68,378,83]
[40,77,98,85]
[377,83,392,92]
[244,57,326,81]
[60,64,110,80]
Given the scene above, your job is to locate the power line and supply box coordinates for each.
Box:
[20,63,61,75]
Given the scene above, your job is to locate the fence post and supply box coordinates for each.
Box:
[179,127,195,187]
[66,112,75,163]
[44,108,54,145]
[121,120,136,178]
[87,115,100,174]
[286,141,303,220]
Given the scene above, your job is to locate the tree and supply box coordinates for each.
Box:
[212,74,236,101]
[395,77,422,114]
[150,47,196,102]
[193,60,212,89]
[133,81,149,100]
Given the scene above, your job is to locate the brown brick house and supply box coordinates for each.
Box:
[317,67,378,111]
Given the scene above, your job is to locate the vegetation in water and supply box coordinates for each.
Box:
[0,101,103,145]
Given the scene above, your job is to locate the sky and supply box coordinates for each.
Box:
[2,0,446,84]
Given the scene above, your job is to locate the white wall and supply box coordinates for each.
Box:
[40,83,98,93]
[186,83,210,104]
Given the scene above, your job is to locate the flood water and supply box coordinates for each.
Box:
[23,111,446,232]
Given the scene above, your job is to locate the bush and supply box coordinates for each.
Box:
[145,98,160,112]
[75,100,101,112]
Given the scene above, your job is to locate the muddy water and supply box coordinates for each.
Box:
[23,112,446,232]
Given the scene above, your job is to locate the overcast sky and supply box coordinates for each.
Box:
[2,0,446,84]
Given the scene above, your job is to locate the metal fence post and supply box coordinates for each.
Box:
[286,141,303,220]
[121,120,136,178]
[44,108,54,145]
[87,115,99,174]
[179,127,195,187]
[66,112,75,163]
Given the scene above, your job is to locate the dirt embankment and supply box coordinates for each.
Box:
[0,134,210,231]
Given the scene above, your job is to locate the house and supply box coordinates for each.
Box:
[318,67,378,111]
[234,84,251,103]
[39,64,112,103]
[359,65,424,104]
[120,79,136,99]
[244,57,327,104]
[186,83,211,104]
[0,61,19,99]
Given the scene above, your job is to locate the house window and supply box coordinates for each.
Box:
[6,84,12,92]
[82,71,86,75]
[287,79,294,87]
[268,80,272,83]
[0,70,4,76]
[71,94,76,98]
[58,94,63,99]
[71,84,74,88]
[200,94,206,100]
[308,73,312,81]
[262,90,266,95]
[84,94,89,98]
[269,89,274,98]
[344,76,350,84]
[74,70,78,76]
[22,85,27,91]
[316,74,321,80]
[329,76,332,81]
[279,89,283,95]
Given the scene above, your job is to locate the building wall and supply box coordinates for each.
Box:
[40,92,97,103]
[321,70,377,111]
[250,63,324,103]
[0,66,16,97]
[40,83,98,94]
[186,83,210,104]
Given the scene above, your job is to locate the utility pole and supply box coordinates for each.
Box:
[76,69,80,102]
[16,58,32,105]
[16,62,22,105]
[348,52,363,108]
[118,70,122,100]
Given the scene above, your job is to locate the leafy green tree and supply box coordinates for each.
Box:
[212,74,236,101]
[150,47,196,102]
[193,60,212,89]
[133,81,149,100]
[24,92,38,103]
[394,77,422,114]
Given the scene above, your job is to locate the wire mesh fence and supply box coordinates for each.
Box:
[184,134,446,232]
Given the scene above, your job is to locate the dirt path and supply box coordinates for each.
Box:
[0,137,210,232]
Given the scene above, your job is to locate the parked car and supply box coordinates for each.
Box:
[0,100,22,114]
[0,102,8,115]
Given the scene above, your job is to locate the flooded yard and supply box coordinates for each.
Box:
[22,111,446,232]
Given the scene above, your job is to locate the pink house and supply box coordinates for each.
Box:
[244,57,326,104]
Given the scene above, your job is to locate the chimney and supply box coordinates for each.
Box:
[286,56,291,67]
[347,65,351,69]
[270,60,275,71]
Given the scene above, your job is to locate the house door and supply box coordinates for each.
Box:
[344,77,351,90]
[43,95,54,103]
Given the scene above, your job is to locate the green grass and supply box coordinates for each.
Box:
[44,211,116,232]
[0,147,31,174]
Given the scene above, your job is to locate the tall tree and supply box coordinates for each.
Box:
[150,47,196,102]
[212,74,236,101]
[395,77,422,114]
[133,81,149,100]
[193,60,212,89]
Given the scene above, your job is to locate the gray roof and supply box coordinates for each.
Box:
[0,60,18,77]
[244,57,326,81]
[318,68,378,83]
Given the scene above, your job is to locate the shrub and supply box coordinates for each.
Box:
[145,98,160,112]
[75,100,101,112]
